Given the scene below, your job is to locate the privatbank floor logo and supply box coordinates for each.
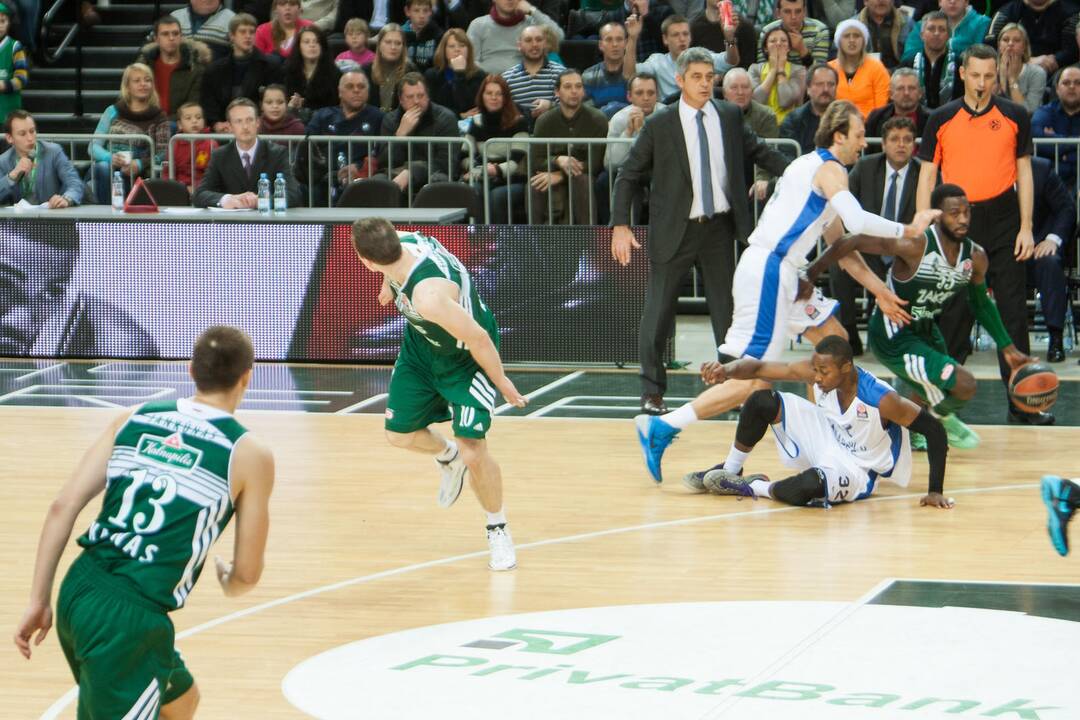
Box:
[282,601,1076,719]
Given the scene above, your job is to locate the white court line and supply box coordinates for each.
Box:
[15,363,66,382]
[36,480,1043,719]
[697,577,899,720]
[527,395,695,418]
[335,393,389,415]
[493,370,585,415]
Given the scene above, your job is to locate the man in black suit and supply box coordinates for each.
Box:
[831,115,920,354]
[1028,155,1075,362]
[199,13,283,130]
[611,46,789,414]
[194,98,302,208]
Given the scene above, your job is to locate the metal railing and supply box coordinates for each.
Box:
[41,133,156,200]
[481,137,633,225]
[39,0,83,114]
[169,134,477,208]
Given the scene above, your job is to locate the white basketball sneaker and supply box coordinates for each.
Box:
[435,446,467,508]
[486,525,517,571]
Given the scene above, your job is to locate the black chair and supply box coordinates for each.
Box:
[413,181,482,223]
[559,38,600,73]
[336,177,402,208]
[141,178,191,206]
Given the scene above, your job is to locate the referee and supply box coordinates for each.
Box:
[915,43,1052,426]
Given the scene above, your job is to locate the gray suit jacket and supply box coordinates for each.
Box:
[611,98,789,263]
[0,141,83,205]
[847,153,920,222]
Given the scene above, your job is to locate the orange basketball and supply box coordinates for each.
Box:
[1009,362,1059,413]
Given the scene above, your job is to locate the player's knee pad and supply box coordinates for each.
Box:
[735,389,781,447]
[770,468,827,506]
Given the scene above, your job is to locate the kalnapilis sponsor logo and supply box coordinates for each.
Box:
[136,433,201,471]
[282,602,1076,719]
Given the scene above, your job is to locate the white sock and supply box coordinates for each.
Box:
[435,440,457,463]
[750,479,773,498]
[486,509,507,527]
[723,446,748,474]
[661,404,698,430]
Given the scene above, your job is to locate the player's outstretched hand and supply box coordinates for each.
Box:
[906,209,941,238]
[496,376,528,408]
[1002,345,1034,371]
[920,492,955,509]
[701,361,727,385]
[874,288,912,326]
[14,602,52,659]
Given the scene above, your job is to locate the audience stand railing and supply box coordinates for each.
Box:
[169,134,477,209]
[41,133,156,201]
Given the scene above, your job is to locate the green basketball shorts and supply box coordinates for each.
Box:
[57,553,194,720]
[385,339,498,440]
[868,314,960,407]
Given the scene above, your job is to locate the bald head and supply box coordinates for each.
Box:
[722,68,753,109]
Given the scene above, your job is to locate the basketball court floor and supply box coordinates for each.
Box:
[2,349,1077,718]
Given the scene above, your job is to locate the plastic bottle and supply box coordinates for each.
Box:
[111,171,124,211]
[273,173,287,214]
[257,173,271,213]
[337,151,348,186]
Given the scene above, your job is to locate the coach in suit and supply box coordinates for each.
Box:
[611,47,789,414]
[194,98,301,209]
[830,115,919,354]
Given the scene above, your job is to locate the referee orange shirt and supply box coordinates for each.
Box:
[917,96,1033,202]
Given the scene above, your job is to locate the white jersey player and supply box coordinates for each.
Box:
[634,100,941,486]
[696,335,954,509]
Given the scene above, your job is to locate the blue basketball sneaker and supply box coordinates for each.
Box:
[634,414,679,484]
[1041,475,1078,557]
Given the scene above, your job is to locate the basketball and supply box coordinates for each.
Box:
[1009,362,1059,413]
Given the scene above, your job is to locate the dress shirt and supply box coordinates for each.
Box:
[678,98,729,218]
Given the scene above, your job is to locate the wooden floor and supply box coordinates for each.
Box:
[2,407,1073,718]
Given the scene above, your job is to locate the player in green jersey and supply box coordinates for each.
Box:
[812,183,1033,449]
[351,218,527,571]
[14,326,274,719]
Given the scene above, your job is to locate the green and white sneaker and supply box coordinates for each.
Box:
[940,413,980,449]
[910,432,927,452]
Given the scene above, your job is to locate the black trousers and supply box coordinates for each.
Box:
[1027,248,1068,332]
[639,213,736,396]
[936,188,1030,385]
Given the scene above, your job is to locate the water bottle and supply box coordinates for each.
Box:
[337,151,348,186]
[257,173,271,214]
[111,171,124,211]
[273,173,287,213]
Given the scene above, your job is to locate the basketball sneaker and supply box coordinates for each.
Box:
[682,463,728,493]
[635,414,680,484]
[940,413,980,449]
[1041,475,1078,557]
[702,469,763,498]
[487,524,516,571]
[910,432,927,452]
[436,446,467,508]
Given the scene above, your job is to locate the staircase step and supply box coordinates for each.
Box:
[55,46,142,69]
[100,3,186,25]
[23,89,117,115]
[51,23,152,46]
[34,113,102,134]
[31,67,124,90]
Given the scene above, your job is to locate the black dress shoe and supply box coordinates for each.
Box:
[1007,406,1056,425]
[1047,333,1066,363]
[641,394,668,415]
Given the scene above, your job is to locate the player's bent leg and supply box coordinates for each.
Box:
[159,683,200,720]
[690,377,763,419]
[768,468,828,505]
[384,428,446,452]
